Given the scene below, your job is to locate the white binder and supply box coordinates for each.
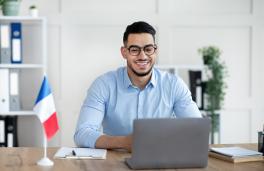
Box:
[0,24,11,63]
[9,69,20,111]
[0,69,10,113]
[0,117,5,145]
[7,133,13,147]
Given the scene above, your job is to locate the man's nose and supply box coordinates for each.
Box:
[137,49,148,59]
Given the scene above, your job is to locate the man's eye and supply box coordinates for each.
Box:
[130,48,139,52]
[145,47,153,52]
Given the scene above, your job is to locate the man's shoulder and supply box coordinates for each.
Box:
[95,67,124,84]
[154,67,179,82]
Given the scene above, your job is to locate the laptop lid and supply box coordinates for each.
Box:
[126,118,210,169]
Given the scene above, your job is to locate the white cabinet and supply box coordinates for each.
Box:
[0,17,47,147]
[0,16,47,116]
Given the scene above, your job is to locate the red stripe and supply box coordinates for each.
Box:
[43,112,59,140]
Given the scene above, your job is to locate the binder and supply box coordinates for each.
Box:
[0,69,10,113]
[9,69,21,111]
[0,116,6,147]
[0,24,11,63]
[5,116,18,147]
[189,70,204,110]
[10,23,22,63]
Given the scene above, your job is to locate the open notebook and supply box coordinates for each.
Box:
[54,147,107,159]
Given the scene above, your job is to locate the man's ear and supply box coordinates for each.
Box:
[120,46,127,59]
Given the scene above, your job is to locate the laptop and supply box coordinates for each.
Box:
[125,118,210,169]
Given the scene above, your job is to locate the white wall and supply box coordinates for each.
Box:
[18,0,264,146]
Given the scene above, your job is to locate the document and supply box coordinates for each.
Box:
[54,147,107,159]
[210,147,262,158]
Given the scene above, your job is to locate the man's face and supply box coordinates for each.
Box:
[121,33,157,77]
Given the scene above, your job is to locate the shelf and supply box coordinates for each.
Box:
[156,64,204,70]
[0,64,45,69]
[0,111,36,116]
[0,16,45,22]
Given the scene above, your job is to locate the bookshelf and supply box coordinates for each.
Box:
[0,17,47,147]
[0,16,47,116]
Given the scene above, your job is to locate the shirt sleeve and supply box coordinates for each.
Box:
[173,76,202,118]
[74,77,109,148]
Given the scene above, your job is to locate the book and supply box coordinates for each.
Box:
[54,147,107,159]
[209,147,263,163]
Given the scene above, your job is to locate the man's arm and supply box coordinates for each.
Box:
[95,134,132,152]
[173,77,202,118]
[74,77,108,148]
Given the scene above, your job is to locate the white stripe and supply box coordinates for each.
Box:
[33,94,56,123]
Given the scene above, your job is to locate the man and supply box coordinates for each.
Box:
[74,21,201,152]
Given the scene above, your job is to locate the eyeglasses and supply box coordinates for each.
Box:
[126,44,157,56]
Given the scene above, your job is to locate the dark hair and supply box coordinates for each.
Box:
[123,21,156,45]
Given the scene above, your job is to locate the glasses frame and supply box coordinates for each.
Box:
[126,44,157,56]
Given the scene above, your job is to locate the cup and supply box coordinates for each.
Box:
[258,131,264,155]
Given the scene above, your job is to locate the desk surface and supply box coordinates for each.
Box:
[0,144,263,171]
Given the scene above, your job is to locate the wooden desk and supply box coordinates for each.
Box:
[0,144,263,171]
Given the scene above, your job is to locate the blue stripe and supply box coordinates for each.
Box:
[35,76,51,104]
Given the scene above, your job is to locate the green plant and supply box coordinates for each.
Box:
[29,5,36,9]
[0,0,20,5]
[198,46,228,143]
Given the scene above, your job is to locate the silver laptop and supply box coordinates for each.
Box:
[125,118,210,169]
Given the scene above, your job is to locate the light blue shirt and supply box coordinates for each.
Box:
[74,67,201,148]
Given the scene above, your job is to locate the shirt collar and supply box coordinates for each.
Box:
[123,67,157,89]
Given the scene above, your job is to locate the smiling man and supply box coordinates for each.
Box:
[74,21,201,151]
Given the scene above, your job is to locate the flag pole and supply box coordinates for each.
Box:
[37,128,54,166]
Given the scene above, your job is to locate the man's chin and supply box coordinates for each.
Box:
[132,68,152,77]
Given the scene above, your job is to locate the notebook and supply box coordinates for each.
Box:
[125,118,210,169]
[210,147,262,157]
[209,147,263,163]
[54,147,107,159]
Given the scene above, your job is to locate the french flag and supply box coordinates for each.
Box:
[34,76,59,140]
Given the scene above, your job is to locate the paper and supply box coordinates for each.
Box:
[210,147,262,158]
[54,147,107,159]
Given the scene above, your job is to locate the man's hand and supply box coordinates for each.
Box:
[95,134,133,152]
[122,134,132,152]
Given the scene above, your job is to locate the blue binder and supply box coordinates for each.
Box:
[11,23,22,63]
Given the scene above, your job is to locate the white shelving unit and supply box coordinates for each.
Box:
[0,16,47,116]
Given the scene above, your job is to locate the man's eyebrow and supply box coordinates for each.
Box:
[128,44,155,48]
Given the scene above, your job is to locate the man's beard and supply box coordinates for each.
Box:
[128,62,153,77]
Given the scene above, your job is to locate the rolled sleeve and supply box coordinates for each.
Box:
[74,77,108,148]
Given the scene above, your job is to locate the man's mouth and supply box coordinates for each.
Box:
[135,60,149,67]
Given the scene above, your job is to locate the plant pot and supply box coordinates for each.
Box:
[2,1,21,16]
[29,8,38,17]
[206,113,220,144]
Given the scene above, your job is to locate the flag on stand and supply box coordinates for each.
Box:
[34,76,59,140]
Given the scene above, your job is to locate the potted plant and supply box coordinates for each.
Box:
[0,0,21,16]
[198,46,228,144]
[29,5,38,17]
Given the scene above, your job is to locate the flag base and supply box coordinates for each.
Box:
[37,157,54,166]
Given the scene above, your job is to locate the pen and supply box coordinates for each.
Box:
[72,150,76,156]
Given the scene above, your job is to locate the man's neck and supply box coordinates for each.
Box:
[127,69,152,90]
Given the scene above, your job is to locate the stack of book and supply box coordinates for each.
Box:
[209,147,263,163]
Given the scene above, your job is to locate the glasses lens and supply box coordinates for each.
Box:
[144,45,155,55]
[129,46,141,56]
